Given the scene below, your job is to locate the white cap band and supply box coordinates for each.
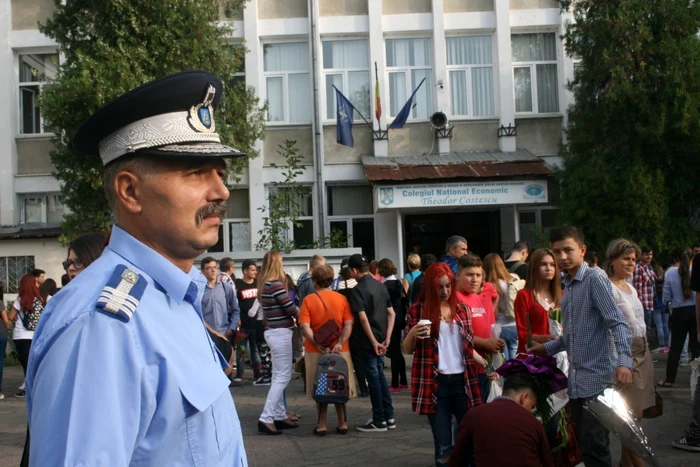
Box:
[98,111,221,165]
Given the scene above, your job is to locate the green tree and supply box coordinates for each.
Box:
[39,0,265,239]
[558,0,700,253]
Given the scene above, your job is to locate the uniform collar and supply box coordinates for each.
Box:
[107,225,202,305]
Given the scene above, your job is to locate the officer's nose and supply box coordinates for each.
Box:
[208,169,230,202]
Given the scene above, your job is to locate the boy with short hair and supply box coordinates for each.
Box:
[456,254,505,401]
[529,226,632,467]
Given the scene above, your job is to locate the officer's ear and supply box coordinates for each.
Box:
[113,169,144,215]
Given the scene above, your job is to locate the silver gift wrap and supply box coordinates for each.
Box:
[584,388,660,467]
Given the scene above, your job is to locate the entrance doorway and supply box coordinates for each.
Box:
[404,210,501,260]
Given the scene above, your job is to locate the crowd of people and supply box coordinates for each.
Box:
[2,71,700,467]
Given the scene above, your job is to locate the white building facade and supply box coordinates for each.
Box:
[0,0,573,289]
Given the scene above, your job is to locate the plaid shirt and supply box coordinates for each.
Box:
[405,303,482,415]
[632,263,656,310]
[544,262,632,399]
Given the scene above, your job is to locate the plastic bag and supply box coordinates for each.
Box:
[691,357,700,401]
[486,377,503,403]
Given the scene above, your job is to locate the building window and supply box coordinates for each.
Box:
[0,256,35,293]
[20,194,65,224]
[269,186,314,248]
[323,39,370,121]
[19,53,58,134]
[327,186,375,258]
[446,36,495,117]
[263,42,311,123]
[207,189,251,253]
[386,38,434,120]
[518,208,560,248]
[511,33,559,114]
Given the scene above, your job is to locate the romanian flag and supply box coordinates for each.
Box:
[374,62,382,122]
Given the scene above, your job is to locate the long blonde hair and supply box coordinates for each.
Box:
[483,253,513,299]
[257,251,287,297]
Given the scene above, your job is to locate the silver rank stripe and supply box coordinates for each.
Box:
[97,278,140,319]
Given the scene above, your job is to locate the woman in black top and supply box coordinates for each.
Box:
[378,258,407,391]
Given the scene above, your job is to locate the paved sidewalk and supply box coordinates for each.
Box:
[1,354,698,466]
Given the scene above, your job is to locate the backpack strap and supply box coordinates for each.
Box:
[509,261,525,273]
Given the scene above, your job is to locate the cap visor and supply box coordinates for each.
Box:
[138,142,245,158]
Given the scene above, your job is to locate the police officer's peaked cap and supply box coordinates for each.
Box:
[73,70,244,166]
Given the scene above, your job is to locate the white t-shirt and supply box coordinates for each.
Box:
[438,320,465,374]
[12,298,34,340]
[611,284,646,338]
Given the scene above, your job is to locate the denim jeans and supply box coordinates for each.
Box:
[0,336,7,392]
[426,374,469,466]
[235,327,261,379]
[362,350,394,424]
[652,310,670,348]
[644,309,653,330]
[499,325,518,361]
[570,395,611,467]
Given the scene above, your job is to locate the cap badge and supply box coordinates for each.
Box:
[188,84,216,133]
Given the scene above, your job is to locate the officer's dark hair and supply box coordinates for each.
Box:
[69,233,107,269]
[549,226,585,247]
[641,245,653,255]
[200,256,217,269]
[32,269,45,278]
[103,155,157,214]
[242,259,257,271]
[219,257,234,273]
[503,372,538,396]
[512,240,530,254]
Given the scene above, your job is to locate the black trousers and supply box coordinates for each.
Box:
[388,327,407,388]
[349,340,368,394]
[14,339,32,376]
[666,305,700,383]
[569,395,611,467]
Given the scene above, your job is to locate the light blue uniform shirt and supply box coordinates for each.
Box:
[26,226,247,466]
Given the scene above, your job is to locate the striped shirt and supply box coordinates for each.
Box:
[544,262,632,399]
[260,280,298,329]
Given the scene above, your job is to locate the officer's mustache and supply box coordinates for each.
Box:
[195,202,227,227]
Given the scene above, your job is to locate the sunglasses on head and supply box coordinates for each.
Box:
[63,258,85,271]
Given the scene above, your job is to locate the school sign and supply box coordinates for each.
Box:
[375,180,548,210]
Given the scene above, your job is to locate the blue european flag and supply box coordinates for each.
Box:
[389,77,426,130]
[334,86,355,148]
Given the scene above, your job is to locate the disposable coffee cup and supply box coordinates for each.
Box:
[417,319,432,339]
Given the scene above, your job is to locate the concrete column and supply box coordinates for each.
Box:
[243,1,265,249]
[494,0,516,152]
[368,0,387,157]
[0,0,17,226]
[558,8,575,145]
[374,210,402,265]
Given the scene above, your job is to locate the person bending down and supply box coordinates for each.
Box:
[450,372,554,467]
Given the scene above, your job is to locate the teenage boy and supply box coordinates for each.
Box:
[529,226,632,467]
[233,260,261,385]
[297,254,325,305]
[504,241,530,280]
[456,254,505,401]
[348,253,397,432]
[633,246,656,329]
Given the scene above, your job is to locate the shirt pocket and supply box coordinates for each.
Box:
[179,361,240,467]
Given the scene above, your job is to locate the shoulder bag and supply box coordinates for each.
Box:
[21,297,44,331]
[312,292,342,349]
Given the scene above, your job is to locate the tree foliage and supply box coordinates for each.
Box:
[558,0,700,253]
[39,0,265,240]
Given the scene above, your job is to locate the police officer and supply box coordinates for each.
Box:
[25,71,248,466]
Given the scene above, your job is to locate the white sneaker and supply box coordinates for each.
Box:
[233,377,242,383]
[0,393,5,400]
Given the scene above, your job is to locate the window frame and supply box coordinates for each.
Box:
[17,52,59,136]
[262,41,311,125]
[511,33,560,115]
[385,37,435,123]
[19,193,64,224]
[0,256,36,294]
[221,187,251,252]
[321,38,371,124]
[326,185,375,251]
[266,184,315,246]
[445,35,496,119]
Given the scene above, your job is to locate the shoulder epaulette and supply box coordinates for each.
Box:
[96,265,146,323]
